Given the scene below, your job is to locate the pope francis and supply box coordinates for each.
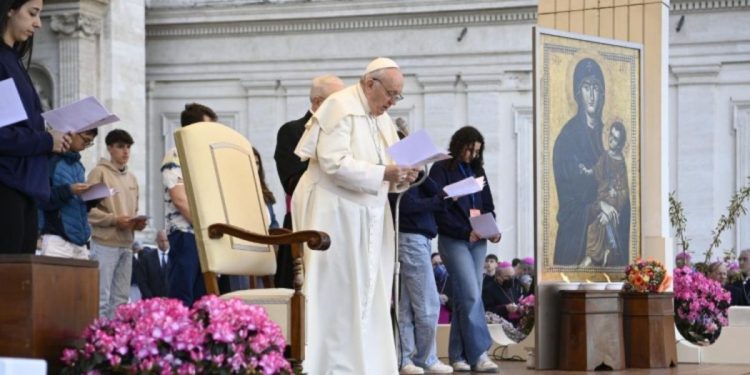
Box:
[292,57,419,374]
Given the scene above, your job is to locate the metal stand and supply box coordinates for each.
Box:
[392,166,429,368]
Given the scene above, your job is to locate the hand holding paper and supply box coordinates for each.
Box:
[469,213,500,239]
[443,176,485,199]
[130,215,150,222]
[42,96,119,133]
[79,183,117,201]
[387,129,450,168]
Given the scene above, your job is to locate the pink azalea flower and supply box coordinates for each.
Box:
[60,296,291,374]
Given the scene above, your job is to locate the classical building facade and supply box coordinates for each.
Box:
[30,0,750,261]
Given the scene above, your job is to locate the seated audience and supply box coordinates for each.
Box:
[433,253,452,324]
[708,261,729,288]
[728,249,749,306]
[483,261,524,325]
[483,253,498,288]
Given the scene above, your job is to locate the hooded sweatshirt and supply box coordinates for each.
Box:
[87,158,139,248]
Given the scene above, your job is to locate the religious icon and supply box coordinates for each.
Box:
[534,28,642,282]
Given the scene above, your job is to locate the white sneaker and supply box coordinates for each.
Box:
[473,355,499,373]
[451,361,470,372]
[400,363,425,375]
[425,360,453,373]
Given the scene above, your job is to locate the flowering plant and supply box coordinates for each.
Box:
[673,266,731,345]
[517,294,535,336]
[623,258,671,293]
[61,296,293,374]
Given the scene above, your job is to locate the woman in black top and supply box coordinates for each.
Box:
[1,0,70,253]
[429,126,501,372]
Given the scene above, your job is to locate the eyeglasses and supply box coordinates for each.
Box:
[78,134,95,148]
[372,78,404,102]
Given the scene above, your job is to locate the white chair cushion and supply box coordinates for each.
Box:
[221,288,295,340]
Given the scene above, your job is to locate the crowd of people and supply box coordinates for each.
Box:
[2,2,523,372]
[683,250,750,306]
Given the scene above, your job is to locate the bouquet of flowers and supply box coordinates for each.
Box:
[673,266,731,345]
[623,258,672,293]
[61,296,292,374]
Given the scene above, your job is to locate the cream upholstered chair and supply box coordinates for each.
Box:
[174,122,330,368]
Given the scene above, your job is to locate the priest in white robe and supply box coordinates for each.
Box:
[292,57,418,374]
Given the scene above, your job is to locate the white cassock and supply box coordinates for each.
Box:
[292,83,408,375]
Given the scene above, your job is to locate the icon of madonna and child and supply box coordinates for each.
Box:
[552,58,633,268]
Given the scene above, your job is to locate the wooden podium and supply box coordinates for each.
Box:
[621,292,677,368]
[0,255,98,372]
[558,290,625,371]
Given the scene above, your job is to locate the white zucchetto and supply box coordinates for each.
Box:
[363,57,400,75]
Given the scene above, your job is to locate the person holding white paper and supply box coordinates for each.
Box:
[87,129,146,318]
[428,126,501,373]
[39,128,99,259]
[388,170,453,374]
[1,0,71,254]
[291,57,417,374]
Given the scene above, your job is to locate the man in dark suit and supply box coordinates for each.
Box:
[135,230,170,299]
[273,75,344,288]
[729,249,750,306]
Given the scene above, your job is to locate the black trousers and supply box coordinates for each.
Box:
[0,183,38,254]
[273,212,295,289]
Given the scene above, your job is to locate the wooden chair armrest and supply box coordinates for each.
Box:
[208,223,330,250]
[269,227,291,235]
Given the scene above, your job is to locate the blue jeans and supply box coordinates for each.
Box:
[398,233,440,368]
[437,235,491,365]
[167,231,207,306]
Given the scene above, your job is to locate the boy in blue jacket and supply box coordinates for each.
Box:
[39,128,98,259]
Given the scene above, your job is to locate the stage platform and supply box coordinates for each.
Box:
[471,360,749,374]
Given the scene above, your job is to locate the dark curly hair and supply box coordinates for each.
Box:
[447,125,485,176]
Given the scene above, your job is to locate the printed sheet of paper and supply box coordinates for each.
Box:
[442,176,485,199]
[0,78,28,128]
[42,96,119,133]
[470,213,500,239]
[80,183,115,201]
[387,129,450,168]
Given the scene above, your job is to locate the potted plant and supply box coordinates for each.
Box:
[669,186,750,346]
[60,296,293,374]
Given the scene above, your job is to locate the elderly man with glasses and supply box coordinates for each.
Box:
[292,57,419,374]
[38,128,99,260]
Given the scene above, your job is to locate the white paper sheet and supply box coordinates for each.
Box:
[41,96,119,133]
[443,176,485,199]
[80,183,115,201]
[0,78,28,128]
[470,213,500,239]
[387,129,451,168]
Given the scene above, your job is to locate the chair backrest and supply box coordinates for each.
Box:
[174,122,276,276]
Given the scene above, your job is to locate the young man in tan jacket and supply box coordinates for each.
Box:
[87,129,147,318]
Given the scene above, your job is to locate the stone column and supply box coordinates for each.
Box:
[671,64,721,254]
[50,12,103,105]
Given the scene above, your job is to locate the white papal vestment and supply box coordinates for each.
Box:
[292,83,407,375]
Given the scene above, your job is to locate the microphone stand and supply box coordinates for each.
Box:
[392,166,429,369]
